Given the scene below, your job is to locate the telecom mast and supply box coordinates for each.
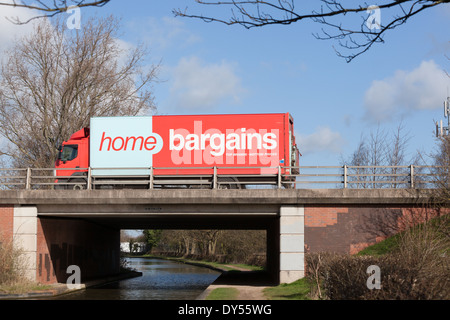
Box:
[436,96,450,138]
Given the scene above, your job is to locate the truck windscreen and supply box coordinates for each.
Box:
[60,145,78,162]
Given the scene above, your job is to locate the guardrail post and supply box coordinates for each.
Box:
[343,165,348,189]
[213,166,217,189]
[277,166,282,189]
[149,167,154,189]
[410,165,415,189]
[87,167,92,190]
[25,168,31,190]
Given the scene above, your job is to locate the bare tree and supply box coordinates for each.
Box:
[432,65,450,201]
[430,136,450,203]
[0,16,159,169]
[343,123,420,188]
[344,135,369,188]
[344,126,388,188]
[173,0,449,62]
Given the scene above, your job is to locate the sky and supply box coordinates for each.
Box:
[0,1,449,167]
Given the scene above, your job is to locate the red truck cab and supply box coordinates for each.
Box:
[55,128,90,187]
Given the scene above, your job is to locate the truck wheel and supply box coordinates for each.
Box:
[71,179,86,190]
[217,177,239,189]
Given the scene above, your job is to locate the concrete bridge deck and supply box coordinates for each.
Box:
[0,188,431,206]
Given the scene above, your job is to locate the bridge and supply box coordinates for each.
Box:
[0,166,446,286]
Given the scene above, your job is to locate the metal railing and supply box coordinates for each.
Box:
[0,165,445,190]
[292,165,441,189]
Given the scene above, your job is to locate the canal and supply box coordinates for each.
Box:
[55,257,221,300]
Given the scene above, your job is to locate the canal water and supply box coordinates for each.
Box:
[55,257,221,300]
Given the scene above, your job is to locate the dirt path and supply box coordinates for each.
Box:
[195,264,273,300]
[234,285,268,300]
[223,265,253,271]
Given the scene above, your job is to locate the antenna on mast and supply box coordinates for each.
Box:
[437,96,450,138]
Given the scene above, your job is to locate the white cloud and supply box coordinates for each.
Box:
[113,38,138,69]
[364,60,450,122]
[0,2,36,53]
[169,56,245,111]
[129,16,201,53]
[296,127,345,154]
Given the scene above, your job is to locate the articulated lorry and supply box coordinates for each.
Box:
[55,113,300,189]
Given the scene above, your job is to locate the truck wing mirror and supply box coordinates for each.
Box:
[57,146,63,161]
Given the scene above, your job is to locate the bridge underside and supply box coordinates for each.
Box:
[0,188,442,286]
[36,203,284,284]
[37,203,279,229]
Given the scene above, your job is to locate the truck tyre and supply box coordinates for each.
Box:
[71,179,86,190]
[217,177,240,189]
[54,180,67,190]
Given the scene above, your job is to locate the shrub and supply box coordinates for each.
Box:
[0,235,28,288]
[306,215,449,300]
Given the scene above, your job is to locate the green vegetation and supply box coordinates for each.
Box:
[206,287,240,300]
[127,229,267,268]
[263,229,406,300]
[141,254,263,272]
[142,230,163,252]
[220,264,264,271]
[144,215,448,300]
[264,278,312,300]
[264,215,449,300]
[306,215,449,300]
[0,282,52,295]
[0,235,52,295]
[356,235,400,256]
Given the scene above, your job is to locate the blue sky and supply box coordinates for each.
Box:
[1,1,449,167]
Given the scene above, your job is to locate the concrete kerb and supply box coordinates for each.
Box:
[0,283,72,300]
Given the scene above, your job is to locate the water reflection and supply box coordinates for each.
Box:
[57,257,220,300]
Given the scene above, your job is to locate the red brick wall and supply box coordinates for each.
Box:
[304,205,447,255]
[0,205,14,242]
[37,217,121,284]
[305,206,347,227]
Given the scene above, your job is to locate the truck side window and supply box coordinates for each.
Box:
[61,145,78,162]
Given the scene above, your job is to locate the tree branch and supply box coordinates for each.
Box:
[0,0,111,24]
[173,0,449,62]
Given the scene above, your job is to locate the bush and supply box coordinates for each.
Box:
[0,235,29,288]
[306,215,449,300]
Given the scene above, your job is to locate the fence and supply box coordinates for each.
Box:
[0,165,445,190]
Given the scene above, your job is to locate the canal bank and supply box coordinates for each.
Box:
[137,255,274,300]
[53,257,221,300]
[1,256,270,300]
[0,270,143,300]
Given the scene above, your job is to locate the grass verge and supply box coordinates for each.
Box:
[263,278,312,300]
[0,282,53,295]
[206,287,240,300]
[140,254,263,272]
